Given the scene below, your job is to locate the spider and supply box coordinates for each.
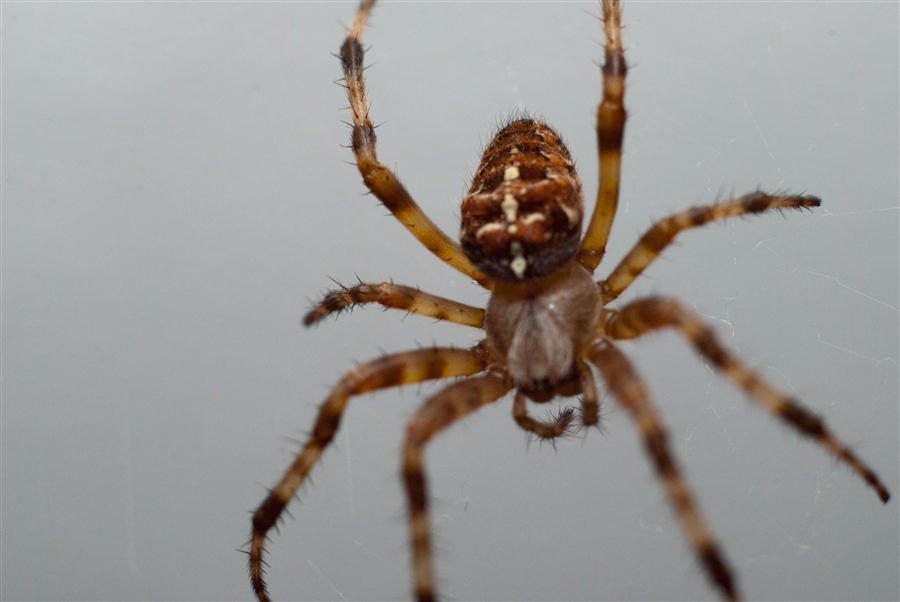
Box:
[248,1,890,600]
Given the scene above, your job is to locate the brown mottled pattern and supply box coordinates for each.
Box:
[468,119,576,194]
[460,119,584,281]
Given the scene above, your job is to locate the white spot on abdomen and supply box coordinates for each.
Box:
[503,165,520,181]
[501,193,519,223]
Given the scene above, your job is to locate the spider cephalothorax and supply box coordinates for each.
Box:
[247,2,889,601]
[484,260,600,402]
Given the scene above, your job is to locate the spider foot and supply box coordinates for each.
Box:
[248,531,272,602]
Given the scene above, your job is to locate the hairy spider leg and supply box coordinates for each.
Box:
[341,0,492,288]
[607,297,891,503]
[249,346,489,602]
[403,371,512,602]
[577,359,601,427]
[304,281,485,328]
[589,340,740,601]
[579,0,627,271]
[600,192,821,303]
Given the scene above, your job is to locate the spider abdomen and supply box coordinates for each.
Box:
[460,118,584,282]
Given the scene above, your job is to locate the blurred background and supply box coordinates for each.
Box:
[3,2,897,600]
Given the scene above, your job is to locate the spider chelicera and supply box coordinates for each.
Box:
[247,1,890,600]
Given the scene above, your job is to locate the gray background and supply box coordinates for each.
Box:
[3,1,898,601]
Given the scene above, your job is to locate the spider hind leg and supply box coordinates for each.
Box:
[589,340,740,601]
[248,346,490,602]
[607,296,890,503]
[403,372,512,602]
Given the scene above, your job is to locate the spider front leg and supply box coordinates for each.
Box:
[403,371,512,602]
[579,0,627,271]
[588,340,740,601]
[304,281,485,328]
[341,0,491,288]
[600,192,820,303]
[607,296,890,502]
[248,346,490,602]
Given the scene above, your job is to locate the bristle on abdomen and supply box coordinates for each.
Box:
[460,119,584,282]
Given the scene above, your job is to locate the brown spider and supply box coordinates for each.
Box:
[248,1,890,600]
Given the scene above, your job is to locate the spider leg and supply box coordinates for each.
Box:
[341,0,492,289]
[588,339,740,602]
[600,192,820,303]
[577,359,601,428]
[249,346,490,602]
[512,392,577,440]
[579,0,627,271]
[607,296,890,503]
[304,281,484,328]
[403,371,512,602]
